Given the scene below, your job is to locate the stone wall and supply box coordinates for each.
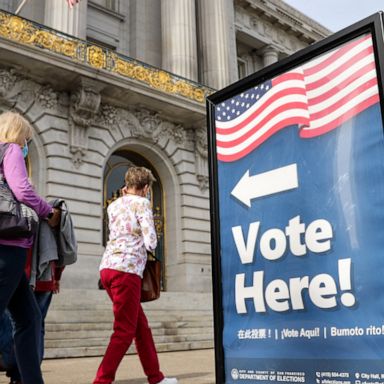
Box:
[0,66,211,292]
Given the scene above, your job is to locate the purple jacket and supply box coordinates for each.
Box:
[0,143,52,248]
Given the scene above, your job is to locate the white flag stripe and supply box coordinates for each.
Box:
[217,108,310,156]
[306,85,379,130]
[215,34,379,162]
[300,49,336,71]
[299,36,369,71]
[216,94,308,142]
[306,54,375,99]
[307,69,377,114]
[303,37,373,83]
[216,77,305,129]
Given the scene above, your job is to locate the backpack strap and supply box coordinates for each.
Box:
[0,144,10,181]
[0,143,10,166]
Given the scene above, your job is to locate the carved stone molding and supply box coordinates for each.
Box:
[36,85,58,110]
[100,104,118,127]
[0,68,62,112]
[195,125,209,192]
[157,121,185,145]
[95,103,189,153]
[133,108,186,147]
[0,69,17,98]
[69,78,102,167]
[135,109,162,137]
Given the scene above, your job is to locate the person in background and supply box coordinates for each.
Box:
[3,248,64,384]
[93,166,178,384]
[0,111,60,384]
[2,197,77,384]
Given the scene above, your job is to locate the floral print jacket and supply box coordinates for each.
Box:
[100,194,157,277]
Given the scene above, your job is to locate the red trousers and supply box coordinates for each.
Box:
[93,269,164,384]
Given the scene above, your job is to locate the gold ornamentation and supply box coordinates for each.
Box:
[0,10,213,104]
[153,206,164,239]
[0,12,85,61]
[87,45,105,69]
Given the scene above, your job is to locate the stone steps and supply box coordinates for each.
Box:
[46,323,213,339]
[44,290,214,358]
[44,340,214,359]
[46,332,213,349]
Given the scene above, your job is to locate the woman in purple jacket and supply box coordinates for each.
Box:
[0,111,60,384]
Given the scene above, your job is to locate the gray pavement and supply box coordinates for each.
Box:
[0,349,215,384]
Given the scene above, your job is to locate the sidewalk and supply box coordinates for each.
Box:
[0,349,215,384]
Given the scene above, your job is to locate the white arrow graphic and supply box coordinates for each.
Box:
[231,163,299,207]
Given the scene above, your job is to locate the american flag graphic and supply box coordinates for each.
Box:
[66,0,80,8]
[215,34,379,162]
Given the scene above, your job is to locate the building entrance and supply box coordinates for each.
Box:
[103,150,165,287]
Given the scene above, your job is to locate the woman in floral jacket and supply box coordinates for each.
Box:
[93,166,177,384]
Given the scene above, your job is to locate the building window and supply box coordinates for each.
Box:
[105,0,118,11]
[237,58,247,79]
[89,0,119,12]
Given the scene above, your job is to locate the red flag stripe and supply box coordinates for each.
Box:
[308,79,378,121]
[307,62,376,105]
[305,46,374,92]
[217,102,310,148]
[215,34,379,162]
[216,71,306,131]
[303,34,372,76]
[300,94,380,138]
[217,116,310,162]
[216,88,307,136]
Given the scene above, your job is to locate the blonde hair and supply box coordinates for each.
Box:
[125,166,156,190]
[0,111,32,146]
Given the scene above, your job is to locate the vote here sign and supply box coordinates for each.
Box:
[207,13,384,384]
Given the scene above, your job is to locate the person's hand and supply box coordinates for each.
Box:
[53,281,60,294]
[48,208,61,228]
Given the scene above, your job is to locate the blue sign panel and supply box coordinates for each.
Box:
[209,25,384,384]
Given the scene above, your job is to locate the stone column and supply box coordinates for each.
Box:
[44,0,88,39]
[262,45,279,67]
[198,0,238,89]
[161,0,198,81]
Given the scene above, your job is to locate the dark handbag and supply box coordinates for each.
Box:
[141,253,161,302]
[0,144,38,239]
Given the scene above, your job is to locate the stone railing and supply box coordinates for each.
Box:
[0,10,213,104]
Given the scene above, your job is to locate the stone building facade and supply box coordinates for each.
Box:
[0,0,330,356]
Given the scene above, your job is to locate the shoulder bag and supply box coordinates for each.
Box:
[0,144,39,239]
[141,252,161,302]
